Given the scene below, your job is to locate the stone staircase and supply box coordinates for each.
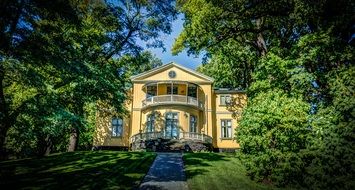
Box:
[131,138,212,152]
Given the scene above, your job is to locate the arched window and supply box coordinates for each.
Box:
[165,112,179,138]
[146,114,155,132]
[190,115,197,133]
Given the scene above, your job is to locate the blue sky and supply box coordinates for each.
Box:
[138,15,203,70]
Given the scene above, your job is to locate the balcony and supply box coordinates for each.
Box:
[141,81,205,110]
[142,95,204,110]
[130,131,213,144]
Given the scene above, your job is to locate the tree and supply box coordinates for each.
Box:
[237,90,309,186]
[175,0,354,188]
[306,65,355,189]
[196,40,256,89]
[0,0,176,157]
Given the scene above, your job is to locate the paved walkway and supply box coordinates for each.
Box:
[139,153,188,190]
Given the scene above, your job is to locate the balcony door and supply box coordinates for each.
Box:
[165,112,179,139]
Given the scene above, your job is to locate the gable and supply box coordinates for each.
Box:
[130,62,214,83]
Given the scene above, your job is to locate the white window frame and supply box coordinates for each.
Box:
[220,94,231,105]
[189,115,197,133]
[221,119,232,138]
[146,114,155,132]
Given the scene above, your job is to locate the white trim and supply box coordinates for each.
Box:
[215,111,233,114]
[130,62,214,82]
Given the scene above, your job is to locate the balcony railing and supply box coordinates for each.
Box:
[142,95,204,110]
[130,131,212,144]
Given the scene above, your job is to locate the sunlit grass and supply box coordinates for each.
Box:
[0,151,155,190]
[183,153,282,190]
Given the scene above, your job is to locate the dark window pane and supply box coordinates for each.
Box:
[188,85,197,98]
[146,86,157,98]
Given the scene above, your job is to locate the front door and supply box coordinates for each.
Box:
[165,112,179,139]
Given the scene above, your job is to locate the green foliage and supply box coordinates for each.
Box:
[237,90,310,186]
[0,0,175,157]
[197,40,256,88]
[176,0,354,189]
[304,65,355,189]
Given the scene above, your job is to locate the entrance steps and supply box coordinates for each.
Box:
[131,138,212,152]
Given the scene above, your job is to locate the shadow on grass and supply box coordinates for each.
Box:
[183,153,230,179]
[0,151,155,190]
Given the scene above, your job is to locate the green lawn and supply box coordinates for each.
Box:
[183,153,279,190]
[0,151,155,190]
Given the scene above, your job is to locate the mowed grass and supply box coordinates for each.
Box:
[0,151,155,190]
[183,153,279,190]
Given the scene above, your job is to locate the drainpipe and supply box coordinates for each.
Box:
[205,94,208,135]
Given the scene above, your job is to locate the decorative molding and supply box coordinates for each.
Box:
[215,111,233,114]
[130,62,214,82]
[133,80,213,85]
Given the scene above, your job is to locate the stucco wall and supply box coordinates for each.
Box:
[212,93,247,149]
[93,64,247,150]
[93,110,130,147]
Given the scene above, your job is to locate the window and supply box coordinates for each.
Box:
[190,115,197,133]
[221,119,232,138]
[167,84,178,95]
[112,118,123,137]
[165,112,179,138]
[146,85,157,98]
[168,70,176,78]
[146,114,155,132]
[188,85,197,98]
[220,95,231,105]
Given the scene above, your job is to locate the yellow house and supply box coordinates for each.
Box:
[94,62,246,152]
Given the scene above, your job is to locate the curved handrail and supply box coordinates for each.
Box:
[142,95,204,110]
[130,131,212,144]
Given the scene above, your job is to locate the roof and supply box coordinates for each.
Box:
[214,87,246,94]
[130,62,214,82]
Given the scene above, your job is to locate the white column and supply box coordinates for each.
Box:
[170,81,173,102]
[186,83,188,103]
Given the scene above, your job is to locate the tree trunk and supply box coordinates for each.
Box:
[67,102,84,152]
[67,126,79,152]
[256,18,267,56]
[44,135,52,156]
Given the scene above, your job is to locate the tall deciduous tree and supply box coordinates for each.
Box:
[0,0,176,157]
[175,0,354,188]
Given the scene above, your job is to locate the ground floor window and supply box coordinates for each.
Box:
[112,118,123,137]
[190,115,197,133]
[165,112,179,138]
[146,114,155,132]
[221,119,232,138]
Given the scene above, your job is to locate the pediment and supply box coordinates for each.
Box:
[130,62,214,83]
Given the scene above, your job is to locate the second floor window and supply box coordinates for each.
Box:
[221,119,232,138]
[167,84,178,95]
[146,86,157,98]
[146,114,155,132]
[188,85,197,98]
[112,118,123,137]
[220,95,231,105]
